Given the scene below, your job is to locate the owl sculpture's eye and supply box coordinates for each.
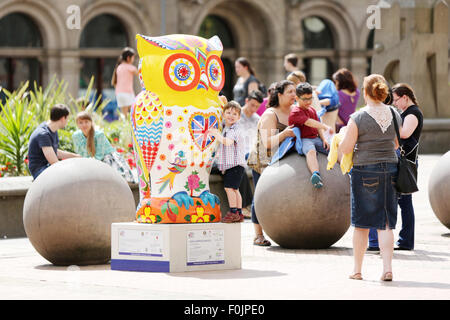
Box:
[164,53,200,91]
[205,55,225,91]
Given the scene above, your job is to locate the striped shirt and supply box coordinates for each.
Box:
[217,124,246,172]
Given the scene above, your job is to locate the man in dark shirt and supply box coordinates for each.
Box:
[28,104,80,179]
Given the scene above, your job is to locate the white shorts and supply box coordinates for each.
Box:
[116,92,135,108]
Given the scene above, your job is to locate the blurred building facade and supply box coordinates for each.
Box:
[0,0,449,122]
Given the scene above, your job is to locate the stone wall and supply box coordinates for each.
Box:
[1,0,449,152]
[0,0,379,96]
[0,173,251,238]
[372,0,450,118]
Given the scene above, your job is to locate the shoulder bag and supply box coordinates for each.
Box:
[390,107,419,194]
[247,129,271,174]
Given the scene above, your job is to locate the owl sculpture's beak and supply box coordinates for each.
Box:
[197,71,208,91]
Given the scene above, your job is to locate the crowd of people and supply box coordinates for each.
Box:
[27,50,423,282]
[27,105,137,184]
[27,47,141,183]
[214,53,423,282]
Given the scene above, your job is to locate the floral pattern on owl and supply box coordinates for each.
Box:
[131,34,226,224]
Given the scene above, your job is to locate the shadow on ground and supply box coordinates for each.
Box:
[264,246,450,262]
[168,268,287,280]
[34,263,286,280]
[35,263,111,271]
[369,280,450,290]
[266,246,353,256]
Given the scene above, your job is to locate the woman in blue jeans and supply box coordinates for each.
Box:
[368,83,423,251]
[339,74,402,281]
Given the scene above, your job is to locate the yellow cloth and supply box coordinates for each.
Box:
[327,131,353,174]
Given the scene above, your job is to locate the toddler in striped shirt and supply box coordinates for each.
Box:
[209,101,246,223]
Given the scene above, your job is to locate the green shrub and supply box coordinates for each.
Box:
[0,76,135,177]
[0,83,34,176]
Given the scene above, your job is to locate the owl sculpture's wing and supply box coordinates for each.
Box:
[132,90,164,179]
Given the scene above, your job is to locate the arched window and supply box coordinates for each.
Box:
[80,14,128,48]
[198,15,236,100]
[301,16,336,85]
[302,16,334,49]
[0,13,43,93]
[79,14,129,121]
[199,15,234,49]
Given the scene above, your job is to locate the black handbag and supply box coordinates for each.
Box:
[390,108,419,194]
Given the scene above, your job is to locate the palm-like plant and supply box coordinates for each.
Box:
[67,76,109,116]
[0,76,118,177]
[0,83,35,176]
[28,76,67,124]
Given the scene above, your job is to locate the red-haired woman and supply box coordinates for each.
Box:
[339,74,402,281]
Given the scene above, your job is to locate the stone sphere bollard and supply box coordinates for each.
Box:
[428,151,450,230]
[254,153,350,249]
[23,158,136,266]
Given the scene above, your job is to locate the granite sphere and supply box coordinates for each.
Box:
[428,151,450,229]
[23,158,135,265]
[254,152,350,249]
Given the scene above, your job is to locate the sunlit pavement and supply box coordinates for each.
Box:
[0,154,449,300]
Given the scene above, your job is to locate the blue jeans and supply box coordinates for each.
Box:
[301,137,328,156]
[369,193,415,249]
[369,160,418,249]
[350,162,398,230]
[251,169,261,224]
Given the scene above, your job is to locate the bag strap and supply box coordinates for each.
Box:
[389,107,400,141]
[390,107,419,159]
[389,107,405,157]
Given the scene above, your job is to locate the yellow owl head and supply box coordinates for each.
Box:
[136,34,225,110]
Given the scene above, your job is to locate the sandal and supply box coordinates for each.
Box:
[310,173,323,189]
[381,272,393,281]
[349,273,363,280]
[253,235,271,247]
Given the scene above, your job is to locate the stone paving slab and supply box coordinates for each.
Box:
[0,155,449,300]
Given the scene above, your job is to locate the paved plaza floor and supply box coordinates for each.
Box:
[0,154,449,300]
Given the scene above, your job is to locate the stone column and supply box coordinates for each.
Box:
[60,50,81,98]
[432,0,450,117]
[163,0,179,34]
[350,55,368,107]
[350,56,368,84]
[42,49,61,87]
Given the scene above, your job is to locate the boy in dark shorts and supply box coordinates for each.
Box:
[289,82,334,188]
[209,101,246,223]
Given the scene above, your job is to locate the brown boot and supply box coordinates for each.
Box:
[222,211,240,223]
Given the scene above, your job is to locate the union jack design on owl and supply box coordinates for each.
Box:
[132,33,225,224]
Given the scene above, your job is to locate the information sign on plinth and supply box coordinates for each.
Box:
[111,222,241,273]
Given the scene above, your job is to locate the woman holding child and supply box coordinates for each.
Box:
[338,74,402,282]
[248,80,296,246]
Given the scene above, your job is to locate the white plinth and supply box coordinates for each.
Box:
[111,222,241,273]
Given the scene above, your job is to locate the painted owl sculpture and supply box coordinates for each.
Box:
[132,34,225,224]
